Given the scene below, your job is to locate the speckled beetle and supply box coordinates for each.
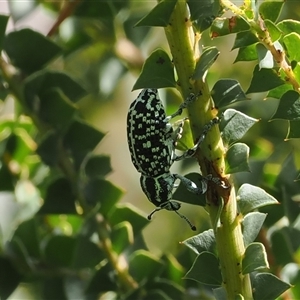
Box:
[127,88,222,230]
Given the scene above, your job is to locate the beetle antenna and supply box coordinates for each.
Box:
[174,210,196,231]
[148,208,196,231]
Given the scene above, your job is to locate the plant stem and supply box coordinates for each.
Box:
[165,1,252,298]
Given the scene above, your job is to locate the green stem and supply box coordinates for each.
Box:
[165,1,252,299]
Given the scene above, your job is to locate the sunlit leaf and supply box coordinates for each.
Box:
[259,1,284,23]
[220,109,258,145]
[225,143,250,174]
[277,19,300,36]
[242,242,269,274]
[237,184,279,215]
[243,212,267,246]
[283,33,300,62]
[257,44,274,69]
[184,252,222,286]
[183,229,216,255]
[234,44,258,63]
[264,19,281,42]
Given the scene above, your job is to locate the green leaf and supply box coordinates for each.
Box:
[45,234,101,273]
[232,31,258,50]
[148,279,185,300]
[192,47,219,80]
[246,64,285,94]
[129,250,164,283]
[5,239,29,272]
[172,172,207,206]
[42,278,67,300]
[74,0,128,19]
[0,15,9,51]
[0,256,22,300]
[44,235,76,268]
[189,0,222,32]
[234,44,258,63]
[283,32,300,62]
[36,131,59,166]
[270,229,295,265]
[183,229,216,255]
[275,154,300,222]
[85,155,112,178]
[287,120,300,139]
[84,178,123,214]
[24,70,87,110]
[259,1,284,23]
[72,236,104,269]
[38,88,77,129]
[39,178,77,214]
[264,19,282,42]
[271,90,300,121]
[85,263,117,296]
[162,255,185,285]
[267,83,292,99]
[0,163,14,191]
[211,79,248,108]
[242,212,267,247]
[3,29,62,73]
[293,62,300,88]
[242,242,269,274]
[184,252,222,286]
[220,109,258,146]
[109,204,149,236]
[210,16,250,38]
[13,218,40,258]
[135,0,177,27]
[63,119,105,169]
[237,184,279,215]
[111,222,133,254]
[225,143,250,174]
[133,49,176,90]
[252,273,291,300]
[277,19,300,37]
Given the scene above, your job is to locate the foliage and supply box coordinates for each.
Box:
[0,1,300,300]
